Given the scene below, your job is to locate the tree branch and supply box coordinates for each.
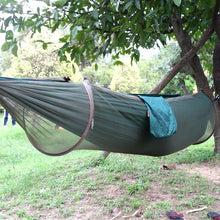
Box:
[150,23,214,94]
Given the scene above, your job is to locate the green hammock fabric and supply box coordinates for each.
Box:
[0,77,217,156]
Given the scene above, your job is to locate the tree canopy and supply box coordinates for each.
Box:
[0,31,81,79]
[0,0,217,65]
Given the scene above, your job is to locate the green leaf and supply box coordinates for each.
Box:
[61,42,69,49]
[173,0,181,6]
[106,14,112,22]
[113,60,124,66]
[139,31,146,47]
[111,33,117,47]
[134,0,141,10]
[154,19,160,33]
[53,10,59,21]
[43,43,47,50]
[70,51,75,60]
[54,0,68,7]
[1,41,18,56]
[92,8,99,20]
[131,49,140,64]
[72,64,76,74]
[44,0,51,6]
[52,22,60,32]
[159,34,166,45]
[11,44,18,56]
[71,26,79,39]
[59,54,67,62]
[94,63,98,71]
[59,35,70,42]
[58,49,63,57]
[123,0,133,12]
[5,30,14,40]
[34,40,44,43]
[1,42,11,51]
[4,17,11,28]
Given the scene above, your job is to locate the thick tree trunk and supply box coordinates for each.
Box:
[171,15,213,98]
[213,41,220,154]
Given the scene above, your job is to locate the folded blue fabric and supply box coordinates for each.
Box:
[139,96,177,138]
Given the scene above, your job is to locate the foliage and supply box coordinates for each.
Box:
[110,60,143,93]
[199,34,219,73]
[138,41,195,94]
[138,57,162,93]
[0,0,217,98]
[0,52,12,75]
[1,30,83,81]
[0,0,218,67]
[162,74,195,95]
[83,41,195,94]
[1,36,195,94]
[82,58,114,87]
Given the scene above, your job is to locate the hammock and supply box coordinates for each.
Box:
[0,77,216,156]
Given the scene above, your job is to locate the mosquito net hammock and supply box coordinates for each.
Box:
[0,77,217,156]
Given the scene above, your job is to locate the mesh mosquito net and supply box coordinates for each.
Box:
[0,77,217,156]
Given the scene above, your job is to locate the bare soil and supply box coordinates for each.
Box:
[180,162,220,184]
[1,162,219,220]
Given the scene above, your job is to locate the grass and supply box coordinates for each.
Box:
[0,124,220,219]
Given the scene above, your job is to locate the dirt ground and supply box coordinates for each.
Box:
[1,162,219,220]
[62,162,220,220]
[180,162,220,185]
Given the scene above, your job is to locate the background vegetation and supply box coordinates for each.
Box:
[0,31,196,95]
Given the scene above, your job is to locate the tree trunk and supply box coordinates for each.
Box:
[171,15,213,98]
[213,41,220,154]
[181,80,190,95]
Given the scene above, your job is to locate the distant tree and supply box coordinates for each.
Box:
[139,42,195,94]
[0,52,12,76]
[110,61,143,93]
[2,31,83,81]
[82,58,114,88]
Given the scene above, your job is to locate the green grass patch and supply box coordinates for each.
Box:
[0,125,219,219]
[163,138,216,164]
